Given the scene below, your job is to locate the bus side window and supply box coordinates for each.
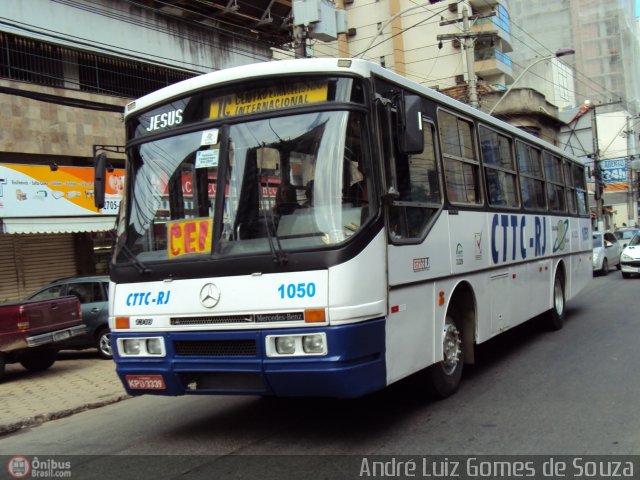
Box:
[388,122,442,242]
[438,110,481,205]
[479,126,519,208]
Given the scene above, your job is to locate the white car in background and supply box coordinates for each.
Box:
[620,233,640,279]
[592,232,621,275]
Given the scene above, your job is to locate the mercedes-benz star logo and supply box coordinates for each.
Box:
[199,283,221,308]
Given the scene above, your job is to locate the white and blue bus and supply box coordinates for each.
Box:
[95,58,592,398]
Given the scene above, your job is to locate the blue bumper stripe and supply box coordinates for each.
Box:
[113,318,386,398]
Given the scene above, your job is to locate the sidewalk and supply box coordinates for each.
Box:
[0,351,130,436]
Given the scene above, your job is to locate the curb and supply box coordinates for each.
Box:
[0,394,131,437]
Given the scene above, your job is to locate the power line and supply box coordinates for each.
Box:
[354,1,464,59]
[473,0,632,110]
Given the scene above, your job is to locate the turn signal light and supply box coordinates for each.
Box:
[304,308,325,323]
[115,317,130,329]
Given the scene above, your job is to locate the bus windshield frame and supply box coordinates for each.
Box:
[114,76,376,268]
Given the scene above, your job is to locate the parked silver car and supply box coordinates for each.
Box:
[592,232,621,275]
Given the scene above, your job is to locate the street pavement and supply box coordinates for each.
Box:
[0,351,129,436]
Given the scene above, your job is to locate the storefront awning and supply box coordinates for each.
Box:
[1,216,116,234]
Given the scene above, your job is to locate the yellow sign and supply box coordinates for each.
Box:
[209,81,328,120]
[167,218,212,258]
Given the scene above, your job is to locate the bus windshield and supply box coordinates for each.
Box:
[115,110,373,263]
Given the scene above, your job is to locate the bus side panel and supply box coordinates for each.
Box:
[327,231,387,325]
[385,214,451,384]
[566,217,592,300]
[386,283,437,385]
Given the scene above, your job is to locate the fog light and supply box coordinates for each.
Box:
[146,338,163,355]
[123,339,141,355]
[303,334,324,353]
[276,336,296,354]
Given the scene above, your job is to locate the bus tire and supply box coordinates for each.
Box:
[546,272,565,331]
[428,311,464,398]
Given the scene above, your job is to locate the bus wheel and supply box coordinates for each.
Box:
[428,312,464,398]
[546,273,565,331]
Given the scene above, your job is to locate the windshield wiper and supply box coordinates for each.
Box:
[257,170,288,266]
[119,243,152,274]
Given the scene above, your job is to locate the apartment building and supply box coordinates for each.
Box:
[509,0,640,227]
[315,0,513,101]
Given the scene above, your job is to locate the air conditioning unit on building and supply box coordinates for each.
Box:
[455,74,465,84]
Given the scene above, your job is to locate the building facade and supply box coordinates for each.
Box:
[314,0,513,98]
[0,0,287,301]
[509,0,640,228]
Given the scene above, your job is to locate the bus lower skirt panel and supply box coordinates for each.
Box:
[113,318,386,398]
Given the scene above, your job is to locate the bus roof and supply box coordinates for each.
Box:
[125,57,583,165]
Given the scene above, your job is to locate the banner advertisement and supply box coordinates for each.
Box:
[0,164,124,218]
[600,158,627,190]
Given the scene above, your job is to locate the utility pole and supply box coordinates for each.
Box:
[294,25,306,58]
[591,107,604,232]
[590,100,622,231]
[462,7,478,108]
[625,115,634,225]
[437,7,497,109]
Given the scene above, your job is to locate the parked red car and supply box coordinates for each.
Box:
[0,295,85,380]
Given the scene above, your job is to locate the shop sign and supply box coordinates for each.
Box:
[0,164,124,217]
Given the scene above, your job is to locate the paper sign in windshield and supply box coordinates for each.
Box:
[201,129,219,146]
[168,218,212,258]
[196,150,219,168]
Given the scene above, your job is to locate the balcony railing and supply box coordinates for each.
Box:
[475,48,513,81]
[0,31,195,99]
[476,48,512,67]
[472,13,513,52]
[474,15,510,34]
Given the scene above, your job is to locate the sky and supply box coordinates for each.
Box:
[637,0,640,16]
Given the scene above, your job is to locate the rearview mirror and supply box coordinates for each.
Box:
[94,153,107,209]
[397,94,424,155]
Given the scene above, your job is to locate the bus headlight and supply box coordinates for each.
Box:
[123,339,142,355]
[303,334,324,353]
[118,337,165,357]
[276,336,296,355]
[267,333,327,357]
[146,338,164,355]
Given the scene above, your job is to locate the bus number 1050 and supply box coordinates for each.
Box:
[278,282,316,299]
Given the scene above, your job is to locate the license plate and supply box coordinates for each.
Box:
[53,330,71,342]
[125,375,166,390]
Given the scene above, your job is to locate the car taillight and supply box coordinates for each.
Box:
[17,305,29,330]
[76,301,82,320]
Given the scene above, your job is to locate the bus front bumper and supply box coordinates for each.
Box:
[112,318,386,398]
